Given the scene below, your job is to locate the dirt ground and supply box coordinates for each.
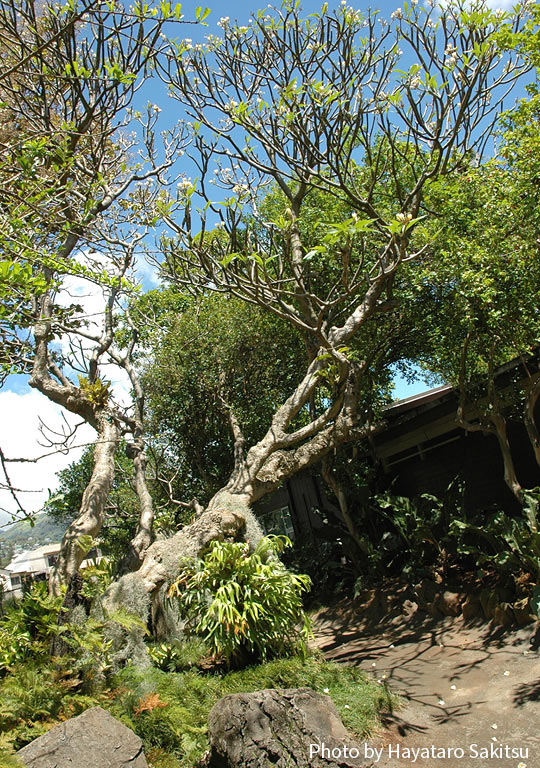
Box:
[312,601,540,768]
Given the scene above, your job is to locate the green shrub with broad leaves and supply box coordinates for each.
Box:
[0,583,63,673]
[168,535,311,666]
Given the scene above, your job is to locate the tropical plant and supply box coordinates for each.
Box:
[450,489,540,580]
[168,536,311,666]
[147,638,209,673]
[0,582,63,673]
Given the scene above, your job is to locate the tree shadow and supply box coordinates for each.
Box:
[513,678,540,707]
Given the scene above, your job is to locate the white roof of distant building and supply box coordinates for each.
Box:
[6,543,62,574]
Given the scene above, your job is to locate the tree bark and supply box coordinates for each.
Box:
[116,440,155,575]
[457,408,523,505]
[524,375,540,468]
[321,458,371,557]
[50,410,120,595]
[490,410,523,503]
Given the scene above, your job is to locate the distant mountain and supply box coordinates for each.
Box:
[0,514,68,565]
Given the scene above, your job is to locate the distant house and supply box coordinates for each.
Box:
[2,543,102,599]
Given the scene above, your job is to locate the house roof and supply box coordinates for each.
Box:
[6,543,62,574]
[385,384,453,416]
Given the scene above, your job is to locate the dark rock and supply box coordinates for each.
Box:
[17,706,148,768]
[461,595,481,621]
[479,589,499,619]
[493,602,514,627]
[413,579,439,606]
[364,591,388,623]
[413,579,441,615]
[437,591,462,617]
[207,688,371,768]
[513,598,536,627]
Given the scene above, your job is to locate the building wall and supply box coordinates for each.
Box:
[255,472,340,538]
[374,409,540,514]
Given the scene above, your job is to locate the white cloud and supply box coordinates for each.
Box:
[0,389,95,526]
[56,267,134,408]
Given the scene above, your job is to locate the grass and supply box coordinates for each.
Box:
[0,651,398,768]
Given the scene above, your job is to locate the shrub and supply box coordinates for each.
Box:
[168,535,311,666]
[147,638,209,672]
[0,661,101,751]
[0,583,63,673]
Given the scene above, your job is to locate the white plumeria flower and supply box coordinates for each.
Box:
[450,685,457,690]
[491,723,498,730]
[438,700,445,706]
[344,705,350,709]
[503,670,510,676]
[323,688,330,693]
[518,762,527,768]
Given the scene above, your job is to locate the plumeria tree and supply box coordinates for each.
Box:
[416,76,540,504]
[0,0,192,592]
[106,0,532,614]
[156,0,528,507]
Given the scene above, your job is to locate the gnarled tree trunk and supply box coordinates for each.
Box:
[116,438,155,575]
[50,410,120,595]
[524,374,540,469]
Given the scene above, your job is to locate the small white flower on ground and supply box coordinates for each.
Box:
[450,685,456,690]
[491,723,498,730]
[503,670,510,676]
[344,705,350,709]
[389,644,395,649]
[518,762,527,768]
[492,737,497,742]
[371,662,376,667]
[438,700,445,706]
[323,688,330,693]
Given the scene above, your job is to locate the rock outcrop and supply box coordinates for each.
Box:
[17,706,148,768]
[207,687,371,768]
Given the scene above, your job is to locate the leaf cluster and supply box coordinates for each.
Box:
[168,535,311,665]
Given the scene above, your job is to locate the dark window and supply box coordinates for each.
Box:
[260,506,294,538]
[47,555,58,568]
[10,575,21,586]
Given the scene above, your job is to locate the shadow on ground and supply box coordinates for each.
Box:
[311,595,540,767]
